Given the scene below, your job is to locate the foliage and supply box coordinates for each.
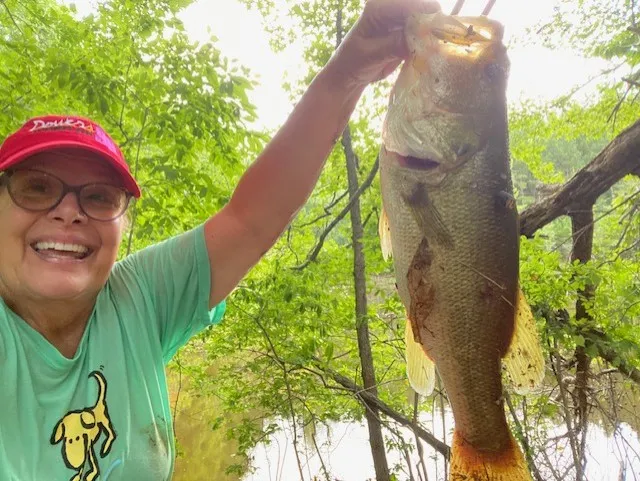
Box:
[2,0,639,480]
[0,0,262,253]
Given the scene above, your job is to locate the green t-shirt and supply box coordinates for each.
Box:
[0,224,225,481]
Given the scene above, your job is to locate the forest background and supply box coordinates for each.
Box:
[1,0,639,480]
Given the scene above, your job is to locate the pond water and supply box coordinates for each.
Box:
[242,412,640,481]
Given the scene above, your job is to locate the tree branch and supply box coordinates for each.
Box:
[292,155,379,270]
[586,330,640,385]
[295,189,350,228]
[1,0,23,33]
[623,77,640,88]
[317,363,451,458]
[545,310,640,387]
[519,118,640,237]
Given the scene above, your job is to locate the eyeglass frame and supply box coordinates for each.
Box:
[0,168,133,221]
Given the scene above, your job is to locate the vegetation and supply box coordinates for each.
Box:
[1,0,638,479]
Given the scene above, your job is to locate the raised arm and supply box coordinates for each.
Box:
[204,0,441,308]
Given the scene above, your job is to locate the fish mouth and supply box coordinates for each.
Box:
[398,155,440,171]
[408,13,504,61]
[431,22,493,47]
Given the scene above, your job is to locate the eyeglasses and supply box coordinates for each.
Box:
[1,169,132,221]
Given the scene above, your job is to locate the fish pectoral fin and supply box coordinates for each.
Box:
[502,287,546,394]
[378,205,393,261]
[402,187,454,249]
[405,318,436,396]
[450,430,533,481]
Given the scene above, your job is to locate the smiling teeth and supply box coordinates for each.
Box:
[34,242,89,254]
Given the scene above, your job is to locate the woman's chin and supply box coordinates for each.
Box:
[25,276,99,303]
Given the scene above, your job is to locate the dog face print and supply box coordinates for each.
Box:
[50,371,117,481]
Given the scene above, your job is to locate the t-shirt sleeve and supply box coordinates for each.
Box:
[112,224,225,363]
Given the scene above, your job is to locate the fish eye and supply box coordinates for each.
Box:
[456,144,471,157]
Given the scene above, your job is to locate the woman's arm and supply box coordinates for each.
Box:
[204,0,441,307]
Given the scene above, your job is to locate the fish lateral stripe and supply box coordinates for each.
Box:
[449,429,533,481]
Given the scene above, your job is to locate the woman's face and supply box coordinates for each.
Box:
[0,150,127,305]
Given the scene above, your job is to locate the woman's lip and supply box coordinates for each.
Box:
[30,245,93,262]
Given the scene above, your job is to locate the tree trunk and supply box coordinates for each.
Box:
[519,117,640,387]
[570,209,595,481]
[342,125,391,481]
[334,3,390,479]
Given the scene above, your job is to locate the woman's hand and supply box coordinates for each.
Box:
[204,0,442,308]
[327,0,442,89]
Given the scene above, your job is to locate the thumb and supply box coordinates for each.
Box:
[381,28,411,60]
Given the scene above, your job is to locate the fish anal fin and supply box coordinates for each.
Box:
[502,287,545,394]
[405,318,435,396]
[378,205,393,261]
[450,430,533,481]
[401,184,454,249]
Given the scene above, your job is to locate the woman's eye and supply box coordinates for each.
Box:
[85,191,119,206]
[25,181,51,194]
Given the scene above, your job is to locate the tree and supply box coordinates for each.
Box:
[4,1,638,480]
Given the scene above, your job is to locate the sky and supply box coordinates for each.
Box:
[65,0,616,131]
[176,0,616,131]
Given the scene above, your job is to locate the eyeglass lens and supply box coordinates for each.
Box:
[7,170,129,221]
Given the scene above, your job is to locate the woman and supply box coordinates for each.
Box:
[0,0,441,479]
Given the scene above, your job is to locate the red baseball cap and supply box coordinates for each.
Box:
[0,115,141,198]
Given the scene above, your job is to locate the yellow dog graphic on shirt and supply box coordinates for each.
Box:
[50,371,117,481]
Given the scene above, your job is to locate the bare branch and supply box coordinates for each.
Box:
[295,190,350,228]
[317,363,451,458]
[520,118,640,237]
[504,391,545,481]
[292,155,379,270]
[549,61,626,108]
[551,347,583,480]
[1,0,23,33]
[623,76,640,88]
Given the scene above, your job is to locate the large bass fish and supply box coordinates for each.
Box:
[378,11,545,481]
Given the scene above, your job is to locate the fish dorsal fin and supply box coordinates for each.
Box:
[502,287,545,394]
[379,205,393,261]
[405,318,436,396]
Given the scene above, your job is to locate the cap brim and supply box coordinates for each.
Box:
[0,140,141,198]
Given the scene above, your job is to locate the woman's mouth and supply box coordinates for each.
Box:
[31,241,92,260]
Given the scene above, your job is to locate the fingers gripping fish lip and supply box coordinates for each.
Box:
[405,12,506,73]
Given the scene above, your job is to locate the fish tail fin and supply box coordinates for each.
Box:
[405,319,435,396]
[503,287,546,394]
[449,430,533,481]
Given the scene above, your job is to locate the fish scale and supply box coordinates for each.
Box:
[382,142,518,450]
[378,11,545,481]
